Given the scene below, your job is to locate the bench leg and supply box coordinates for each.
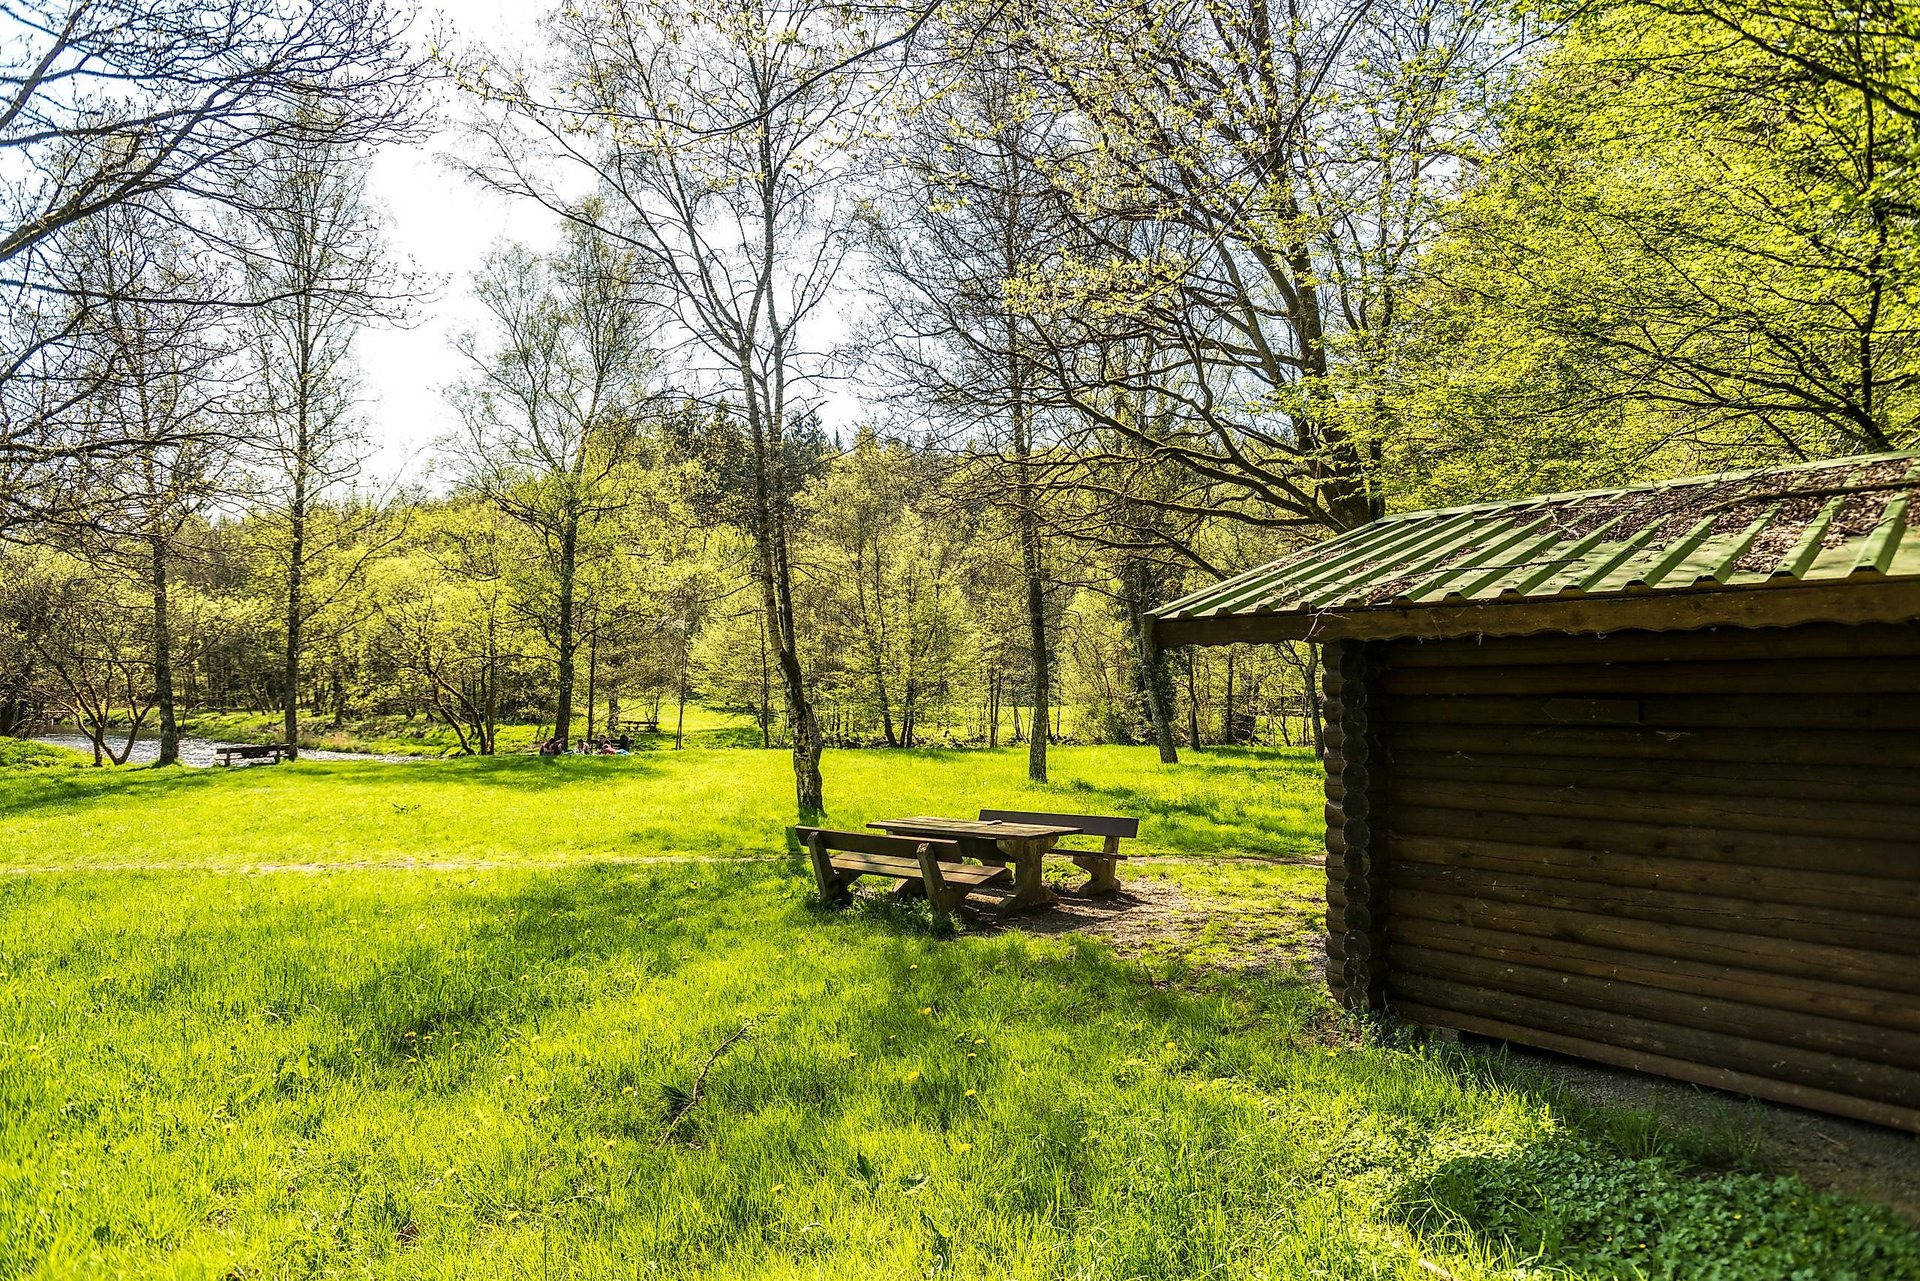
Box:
[914,841,956,928]
[1072,855,1122,895]
[1073,836,1124,895]
[808,834,850,906]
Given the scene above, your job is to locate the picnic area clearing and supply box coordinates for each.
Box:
[2,746,1917,1278]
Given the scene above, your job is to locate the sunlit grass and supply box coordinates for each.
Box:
[0,744,1914,1278]
[0,744,1323,870]
[4,863,1914,1280]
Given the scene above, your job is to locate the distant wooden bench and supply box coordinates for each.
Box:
[978,809,1139,895]
[216,743,293,766]
[616,717,659,734]
[799,827,1012,927]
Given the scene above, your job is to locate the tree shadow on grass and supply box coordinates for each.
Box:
[77,854,1920,1277]
[1047,776,1320,856]
[313,860,762,1078]
[344,753,676,791]
[797,874,1920,1277]
[0,761,222,820]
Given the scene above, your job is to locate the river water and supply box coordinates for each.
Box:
[32,727,428,767]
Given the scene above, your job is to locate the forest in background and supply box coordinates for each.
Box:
[2,0,1917,812]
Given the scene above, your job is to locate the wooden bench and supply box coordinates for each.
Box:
[977,809,1139,895]
[798,827,1012,927]
[216,743,294,767]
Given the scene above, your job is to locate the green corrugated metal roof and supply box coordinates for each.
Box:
[1155,452,1920,631]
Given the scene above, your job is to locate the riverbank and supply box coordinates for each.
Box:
[181,704,763,758]
[0,736,86,771]
[31,725,432,767]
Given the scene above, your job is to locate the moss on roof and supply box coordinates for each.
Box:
[1155,452,1920,627]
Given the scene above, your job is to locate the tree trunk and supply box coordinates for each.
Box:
[858,539,898,746]
[282,471,306,756]
[1121,557,1178,763]
[1307,643,1326,758]
[674,628,689,750]
[552,510,580,743]
[762,504,824,816]
[1140,638,1178,763]
[1015,419,1048,783]
[742,355,824,818]
[150,531,179,767]
[483,614,499,755]
[1223,647,1235,745]
[757,611,772,748]
[585,617,598,741]
[1184,649,1202,747]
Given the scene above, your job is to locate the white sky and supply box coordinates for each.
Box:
[356,0,871,483]
[357,1,559,481]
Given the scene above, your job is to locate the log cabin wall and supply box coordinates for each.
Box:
[1322,638,1388,1010]
[1342,620,1920,1131]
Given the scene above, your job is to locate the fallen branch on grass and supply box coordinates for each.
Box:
[657,1020,754,1146]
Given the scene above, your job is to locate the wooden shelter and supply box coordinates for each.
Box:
[1152,452,1920,1130]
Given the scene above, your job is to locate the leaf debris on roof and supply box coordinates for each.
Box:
[1154,452,1920,627]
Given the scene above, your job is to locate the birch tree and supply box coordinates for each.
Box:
[239,108,419,755]
[459,0,871,817]
[449,228,658,746]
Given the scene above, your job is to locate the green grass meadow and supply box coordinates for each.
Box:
[0,743,1324,870]
[1,742,1916,1279]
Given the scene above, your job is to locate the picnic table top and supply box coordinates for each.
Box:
[868,816,1082,840]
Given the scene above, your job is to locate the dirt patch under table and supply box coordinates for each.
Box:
[975,856,1327,981]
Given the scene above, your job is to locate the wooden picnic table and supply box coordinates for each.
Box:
[216,743,293,766]
[866,816,1080,912]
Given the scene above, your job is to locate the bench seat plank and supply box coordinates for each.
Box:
[827,853,1010,887]
[797,827,963,861]
[801,825,1016,925]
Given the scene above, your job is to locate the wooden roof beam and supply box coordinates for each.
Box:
[1153,580,1920,649]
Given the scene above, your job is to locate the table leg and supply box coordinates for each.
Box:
[999,838,1057,912]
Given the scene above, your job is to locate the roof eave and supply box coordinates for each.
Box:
[1152,576,1920,650]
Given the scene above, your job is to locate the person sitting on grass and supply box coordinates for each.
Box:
[537,735,566,755]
